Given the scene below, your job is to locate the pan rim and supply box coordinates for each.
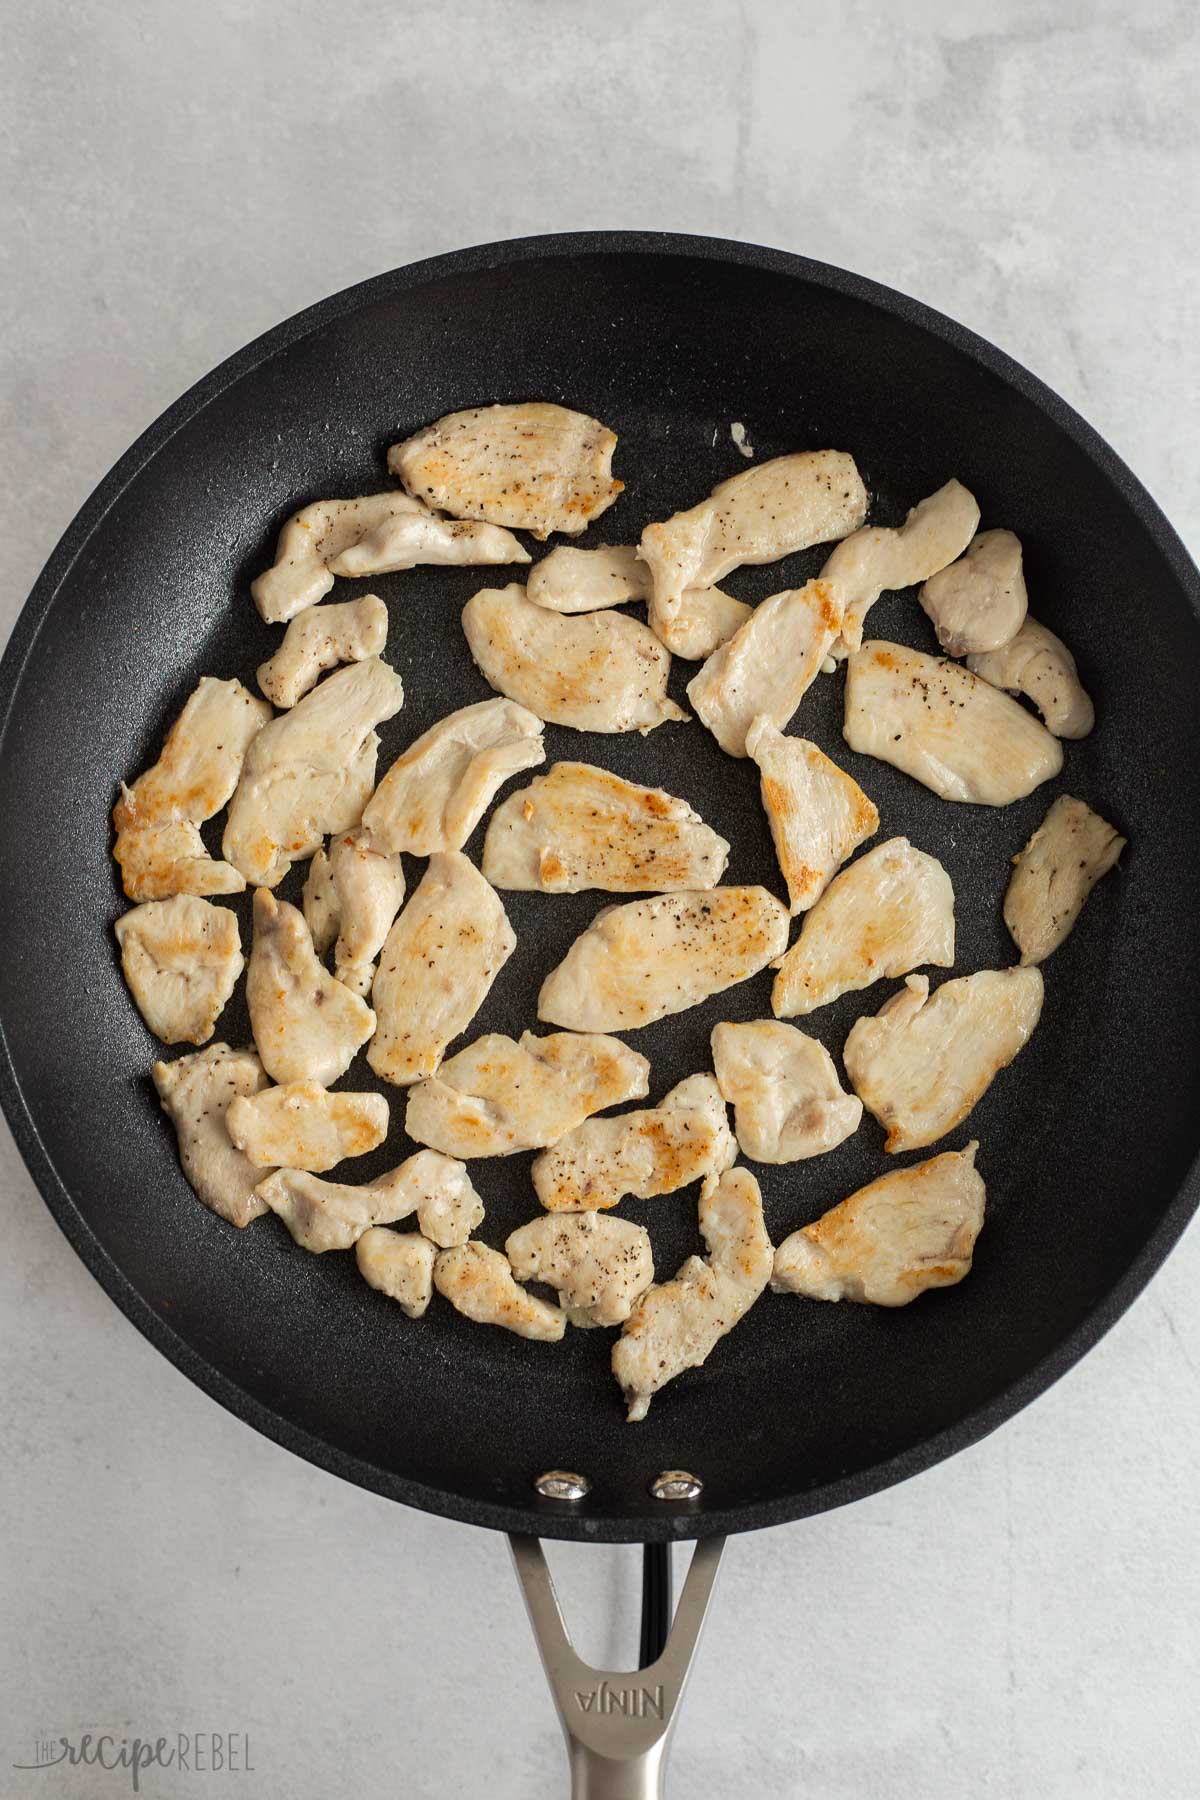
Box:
[2,228,1198,1543]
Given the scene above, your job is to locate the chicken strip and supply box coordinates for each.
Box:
[532,1073,736,1212]
[151,1044,272,1227]
[968,617,1095,739]
[1004,795,1126,966]
[251,491,528,623]
[404,1030,650,1158]
[772,1143,985,1305]
[482,762,730,895]
[361,697,545,855]
[226,1081,387,1172]
[843,641,1063,806]
[389,401,622,540]
[257,594,389,709]
[246,888,375,1085]
[844,969,1043,1153]
[746,716,879,914]
[302,828,406,998]
[223,656,405,887]
[539,887,790,1032]
[356,1229,436,1318]
[506,1212,654,1327]
[115,894,243,1046]
[918,528,1027,656]
[638,450,867,643]
[434,1242,567,1341]
[368,851,516,1086]
[525,545,751,657]
[710,1020,862,1162]
[113,676,271,901]
[257,1149,482,1253]
[612,1165,773,1421]
[772,837,955,1018]
[821,479,980,655]
[686,578,844,758]
[461,584,685,734]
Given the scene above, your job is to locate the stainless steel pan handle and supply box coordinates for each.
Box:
[509,1535,726,1798]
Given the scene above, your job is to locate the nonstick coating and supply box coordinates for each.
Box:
[2,234,1198,1544]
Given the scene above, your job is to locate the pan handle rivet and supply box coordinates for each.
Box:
[651,1469,703,1502]
[534,1469,590,1502]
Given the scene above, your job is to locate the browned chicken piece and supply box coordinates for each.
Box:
[821,479,980,655]
[746,716,879,913]
[918,529,1027,656]
[302,827,407,998]
[113,676,271,901]
[525,544,751,658]
[246,888,375,1086]
[251,491,528,623]
[367,852,516,1087]
[257,1149,483,1253]
[843,969,1043,1152]
[482,762,729,894]
[389,402,623,539]
[461,584,685,734]
[772,1143,985,1305]
[612,1166,773,1421]
[638,451,867,645]
[226,1081,388,1172]
[151,1044,273,1226]
[362,698,545,855]
[686,578,845,757]
[1003,795,1126,964]
[115,894,243,1046]
[771,837,955,1018]
[968,618,1095,739]
[506,1212,655,1327]
[355,1229,436,1317]
[532,1074,736,1212]
[539,887,790,1032]
[434,1241,567,1341]
[710,1020,862,1162]
[257,594,389,708]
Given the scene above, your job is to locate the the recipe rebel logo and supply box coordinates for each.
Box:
[12,1730,254,1791]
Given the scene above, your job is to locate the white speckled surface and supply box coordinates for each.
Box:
[3,3,1199,1795]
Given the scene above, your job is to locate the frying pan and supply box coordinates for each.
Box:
[3,232,1199,1797]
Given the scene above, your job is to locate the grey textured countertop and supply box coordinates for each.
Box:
[2,4,1198,1796]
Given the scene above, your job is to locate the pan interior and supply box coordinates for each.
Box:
[2,240,1198,1540]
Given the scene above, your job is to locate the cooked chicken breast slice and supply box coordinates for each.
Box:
[532,1073,736,1212]
[843,641,1063,806]
[257,594,389,709]
[844,969,1043,1153]
[362,698,545,855]
[772,837,955,1017]
[613,1165,773,1421]
[527,544,648,612]
[302,828,406,997]
[821,479,980,655]
[710,1020,862,1162]
[772,1143,984,1305]
[482,761,729,894]
[113,676,271,901]
[638,451,867,641]
[506,1212,654,1327]
[251,491,528,623]
[968,617,1095,739]
[462,584,685,734]
[434,1242,567,1341]
[919,528,1027,656]
[226,1081,388,1171]
[151,1044,272,1226]
[246,888,375,1085]
[223,656,405,887]
[356,1229,436,1317]
[657,586,754,660]
[686,578,844,758]
[404,1030,650,1158]
[390,401,622,540]
[539,887,790,1032]
[368,851,516,1086]
[1004,795,1126,965]
[257,1148,482,1252]
[115,895,243,1046]
[746,716,879,913]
